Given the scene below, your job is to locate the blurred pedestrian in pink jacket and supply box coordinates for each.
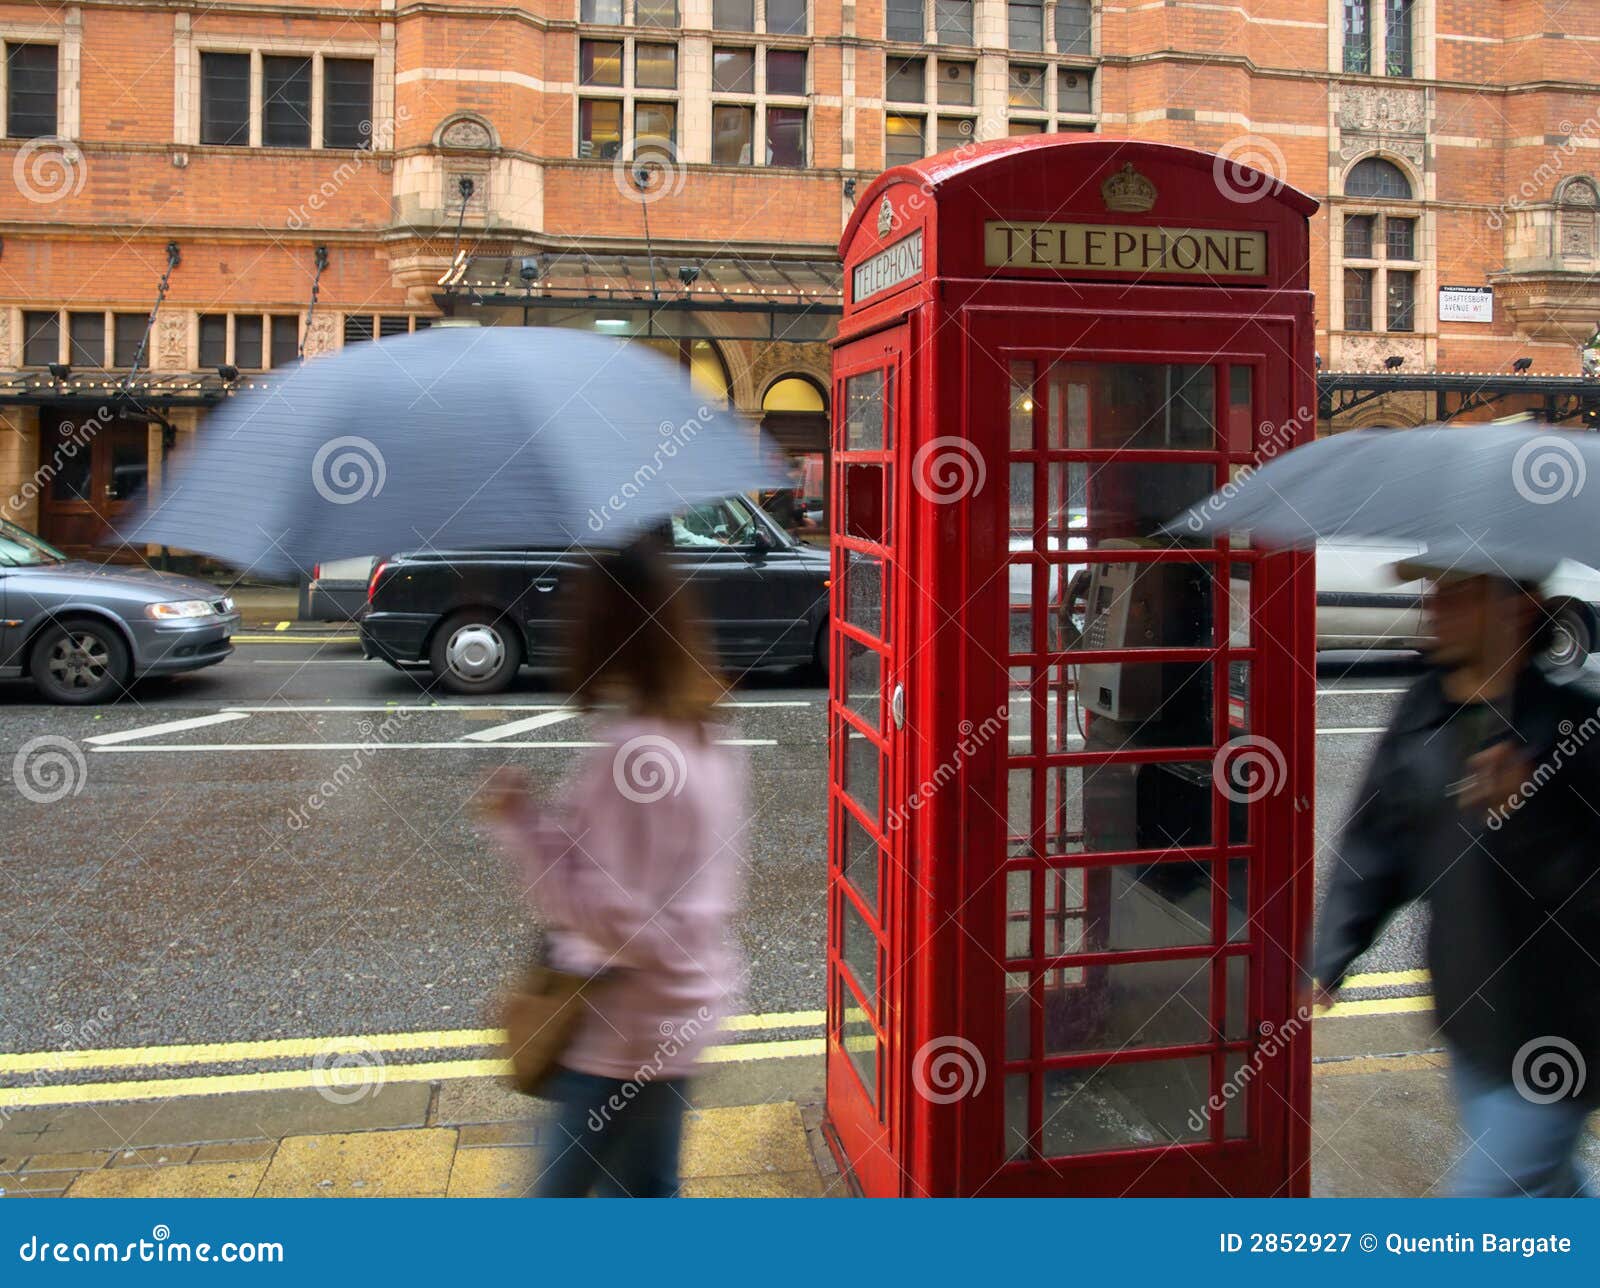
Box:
[482,541,745,1197]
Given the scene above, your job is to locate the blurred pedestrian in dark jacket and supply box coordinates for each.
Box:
[482,542,744,1197]
[1315,561,1600,1197]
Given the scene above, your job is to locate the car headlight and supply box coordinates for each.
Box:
[145,599,216,620]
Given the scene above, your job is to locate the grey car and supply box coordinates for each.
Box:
[0,519,239,704]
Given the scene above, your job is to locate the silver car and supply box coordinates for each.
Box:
[0,519,239,704]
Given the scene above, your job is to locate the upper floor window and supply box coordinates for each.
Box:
[888,56,924,103]
[200,53,250,146]
[933,0,973,44]
[635,0,678,27]
[1342,197,1420,333]
[1055,0,1091,55]
[581,0,623,21]
[714,0,755,31]
[713,46,755,92]
[262,56,312,148]
[1342,0,1371,74]
[199,52,373,149]
[1385,0,1414,76]
[767,0,808,35]
[1346,155,1411,199]
[1008,63,1045,110]
[1009,0,1043,52]
[5,42,58,138]
[886,0,924,41]
[324,58,374,148]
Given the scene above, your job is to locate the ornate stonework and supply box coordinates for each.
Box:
[155,312,188,370]
[435,113,498,152]
[1337,85,1427,171]
[1336,334,1427,373]
[747,340,830,399]
[443,167,489,220]
[1337,86,1426,136]
[301,314,337,358]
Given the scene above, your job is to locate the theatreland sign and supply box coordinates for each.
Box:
[983,222,1269,278]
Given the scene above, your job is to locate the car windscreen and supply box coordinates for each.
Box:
[0,521,67,567]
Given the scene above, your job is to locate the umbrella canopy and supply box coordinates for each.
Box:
[119,326,786,578]
[1168,424,1598,582]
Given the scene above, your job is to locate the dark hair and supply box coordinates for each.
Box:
[564,538,722,726]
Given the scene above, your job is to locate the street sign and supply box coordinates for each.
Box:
[1439,285,1493,323]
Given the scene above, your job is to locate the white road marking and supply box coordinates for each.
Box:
[1318,726,1387,735]
[215,701,813,712]
[250,659,372,665]
[83,712,252,746]
[1317,687,1409,696]
[460,710,581,742]
[90,738,780,754]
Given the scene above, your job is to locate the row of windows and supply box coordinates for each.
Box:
[3,41,375,147]
[577,0,1093,46]
[16,310,432,369]
[579,97,806,165]
[1343,0,1416,77]
[579,39,806,93]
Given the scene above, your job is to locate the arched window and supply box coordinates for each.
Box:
[762,376,826,413]
[1345,156,1412,200]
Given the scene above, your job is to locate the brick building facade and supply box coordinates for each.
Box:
[1,1,1597,553]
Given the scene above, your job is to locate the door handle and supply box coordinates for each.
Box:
[891,682,906,730]
[533,577,558,593]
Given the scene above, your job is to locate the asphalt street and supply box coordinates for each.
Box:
[0,640,1428,1066]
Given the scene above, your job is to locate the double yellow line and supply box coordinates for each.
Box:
[0,972,1434,1110]
[0,1011,828,1110]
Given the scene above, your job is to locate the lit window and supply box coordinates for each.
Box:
[578,98,623,158]
[636,42,677,89]
[885,113,925,166]
[713,47,755,93]
[581,39,623,85]
[1008,63,1045,110]
[634,100,677,154]
[712,104,754,164]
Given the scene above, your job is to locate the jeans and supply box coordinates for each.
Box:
[532,1066,690,1198]
[1448,1053,1594,1197]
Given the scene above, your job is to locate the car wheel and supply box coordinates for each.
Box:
[812,619,829,682]
[429,611,522,694]
[30,618,132,705]
[1544,603,1591,675]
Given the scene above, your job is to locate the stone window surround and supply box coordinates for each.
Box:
[176,31,386,150]
[579,0,808,36]
[708,43,810,165]
[1330,160,1431,341]
[577,33,813,167]
[884,52,1096,154]
[0,14,82,140]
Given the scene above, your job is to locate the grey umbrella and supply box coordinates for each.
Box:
[1168,424,1599,581]
[119,326,787,578]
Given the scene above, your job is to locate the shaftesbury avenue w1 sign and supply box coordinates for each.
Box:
[983,221,1268,278]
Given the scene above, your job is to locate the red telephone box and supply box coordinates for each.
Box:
[824,136,1319,1197]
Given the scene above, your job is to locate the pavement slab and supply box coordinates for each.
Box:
[256,1127,456,1197]
[446,1145,533,1198]
[68,1159,271,1199]
[680,1102,814,1179]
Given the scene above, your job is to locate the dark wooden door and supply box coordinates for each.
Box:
[36,410,152,560]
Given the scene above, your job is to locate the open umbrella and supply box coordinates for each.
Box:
[1167,424,1599,582]
[119,326,786,578]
